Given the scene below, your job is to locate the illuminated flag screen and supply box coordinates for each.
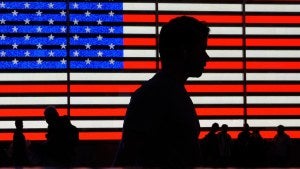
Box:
[0,0,300,141]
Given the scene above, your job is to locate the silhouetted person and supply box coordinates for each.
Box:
[249,128,265,166]
[43,106,78,166]
[114,16,210,168]
[218,124,232,166]
[236,123,251,166]
[12,119,29,166]
[271,125,291,167]
[202,123,220,166]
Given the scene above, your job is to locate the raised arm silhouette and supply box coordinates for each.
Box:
[114,16,210,168]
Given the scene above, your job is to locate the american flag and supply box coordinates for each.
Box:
[0,0,300,141]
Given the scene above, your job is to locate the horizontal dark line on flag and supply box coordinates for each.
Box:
[246,24,300,27]
[245,12,300,15]
[245,70,300,73]
[158,0,242,3]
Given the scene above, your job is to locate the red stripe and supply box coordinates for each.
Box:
[71,108,126,117]
[247,61,300,70]
[209,38,243,46]
[0,108,67,117]
[159,15,242,24]
[186,84,243,93]
[248,107,300,116]
[196,108,244,116]
[124,61,157,69]
[199,131,240,139]
[247,16,300,24]
[247,84,300,93]
[206,61,243,70]
[71,84,140,93]
[0,85,67,93]
[123,14,155,22]
[247,38,300,47]
[124,38,156,46]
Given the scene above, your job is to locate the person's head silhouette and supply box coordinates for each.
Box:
[44,106,59,125]
[159,16,210,80]
[15,119,23,131]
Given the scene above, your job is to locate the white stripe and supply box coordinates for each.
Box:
[159,3,241,12]
[247,50,300,58]
[124,49,156,58]
[124,26,155,34]
[192,96,244,104]
[200,119,244,128]
[0,97,67,105]
[0,121,47,129]
[247,27,300,35]
[248,96,300,104]
[0,73,67,81]
[123,3,155,11]
[159,26,243,35]
[210,27,242,35]
[71,73,243,82]
[246,4,300,12]
[207,50,242,58]
[189,73,243,81]
[247,73,300,81]
[70,73,154,81]
[72,120,123,129]
[248,119,300,127]
[71,96,243,105]
[71,96,131,105]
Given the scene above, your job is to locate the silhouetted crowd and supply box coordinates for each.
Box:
[200,123,291,167]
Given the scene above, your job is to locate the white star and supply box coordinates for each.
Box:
[85,43,91,49]
[109,11,114,17]
[85,26,91,33]
[60,10,66,16]
[109,27,115,33]
[24,34,30,40]
[85,11,91,17]
[73,19,79,25]
[97,51,103,57]
[48,50,54,57]
[36,10,42,16]
[97,19,103,25]
[0,34,6,40]
[48,34,54,40]
[36,26,42,32]
[37,58,43,64]
[12,58,19,65]
[24,2,30,8]
[24,50,30,57]
[109,58,115,65]
[0,2,5,8]
[48,3,54,9]
[73,2,79,9]
[0,51,6,57]
[85,58,92,65]
[24,18,30,24]
[73,50,79,57]
[97,3,102,9]
[73,34,79,40]
[12,26,18,32]
[12,43,18,49]
[60,58,67,64]
[109,43,115,49]
[0,18,5,24]
[12,10,18,16]
[97,35,103,41]
[48,18,54,25]
[60,26,66,33]
[36,43,42,49]
[60,43,67,49]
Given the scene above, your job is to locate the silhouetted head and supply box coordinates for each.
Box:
[159,16,210,78]
[221,124,228,133]
[243,123,250,132]
[15,119,23,131]
[44,106,59,125]
[211,123,219,133]
[277,125,285,135]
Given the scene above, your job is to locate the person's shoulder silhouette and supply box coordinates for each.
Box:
[114,16,210,168]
